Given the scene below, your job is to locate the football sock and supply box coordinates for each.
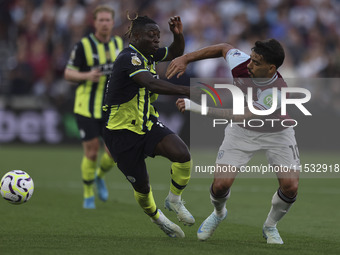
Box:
[210,185,230,218]
[81,156,96,198]
[134,187,160,221]
[264,188,296,227]
[170,160,192,196]
[96,152,115,178]
[167,190,181,202]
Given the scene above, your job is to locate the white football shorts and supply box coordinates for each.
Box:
[216,124,301,171]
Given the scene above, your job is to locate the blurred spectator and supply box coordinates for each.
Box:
[0,0,339,112]
[28,38,51,82]
[0,0,12,41]
[8,37,34,94]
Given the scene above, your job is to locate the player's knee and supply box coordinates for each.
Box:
[85,151,98,161]
[83,138,100,158]
[84,145,99,161]
[280,182,299,198]
[177,151,191,163]
[173,146,191,163]
[133,182,150,194]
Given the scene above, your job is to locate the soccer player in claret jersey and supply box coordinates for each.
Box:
[103,15,195,237]
[167,39,300,244]
[64,5,123,209]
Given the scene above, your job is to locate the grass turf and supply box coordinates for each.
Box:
[0,145,339,255]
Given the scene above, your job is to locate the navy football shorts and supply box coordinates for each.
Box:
[103,120,174,185]
[75,114,105,141]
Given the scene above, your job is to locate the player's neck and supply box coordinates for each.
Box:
[130,42,150,58]
[252,72,278,86]
[94,33,111,43]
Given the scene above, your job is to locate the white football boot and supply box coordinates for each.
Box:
[197,210,227,241]
[164,196,195,226]
[151,209,185,238]
[262,225,284,244]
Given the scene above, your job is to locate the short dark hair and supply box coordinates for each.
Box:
[252,39,285,69]
[126,14,157,38]
[93,5,115,20]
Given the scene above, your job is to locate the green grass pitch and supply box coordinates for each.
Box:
[0,145,339,255]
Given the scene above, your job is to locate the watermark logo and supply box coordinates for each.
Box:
[198,82,222,115]
[199,83,312,128]
[200,84,311,116]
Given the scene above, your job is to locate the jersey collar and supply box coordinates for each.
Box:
[252,72,278,86]
[129,44,149,63]
[90,33,105,45]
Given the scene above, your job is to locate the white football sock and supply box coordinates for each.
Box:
[168,190,181,203]
[264,189,296,227]
[210,187,230,218]
[154,210,165,224]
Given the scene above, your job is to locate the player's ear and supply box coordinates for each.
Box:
[130,32,139,44]
[269,64,276,75]
[132,31,141,42]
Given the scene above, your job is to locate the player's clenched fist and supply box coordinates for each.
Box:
[87,69,103,82]
[168,16,183,35]
[176,98,186,113]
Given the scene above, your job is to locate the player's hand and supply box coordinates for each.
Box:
[166,55,188,79]
[87,69,102,82]
[168,16,183,35]
[176,98,186,113]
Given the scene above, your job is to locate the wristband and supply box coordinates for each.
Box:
[184,98,208,114]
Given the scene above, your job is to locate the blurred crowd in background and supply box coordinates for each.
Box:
[0,0,339,114]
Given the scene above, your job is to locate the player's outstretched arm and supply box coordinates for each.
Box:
[176,98,254,121]
[64,68,102,83]
[132,71,189,97]
[164,16,185,61]
[166,43,234,79]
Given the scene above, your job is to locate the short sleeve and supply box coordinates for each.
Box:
[118,52,148,77]
[66,42,86,71]
[254,88,281,111]
[225,49,250,70]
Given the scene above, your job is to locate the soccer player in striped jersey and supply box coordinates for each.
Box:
[103,15,194,237]
[64,5,123,209]
[167,39,300,244]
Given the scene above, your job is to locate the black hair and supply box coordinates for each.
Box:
[252,39,285,69]
[125,13,157,38]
